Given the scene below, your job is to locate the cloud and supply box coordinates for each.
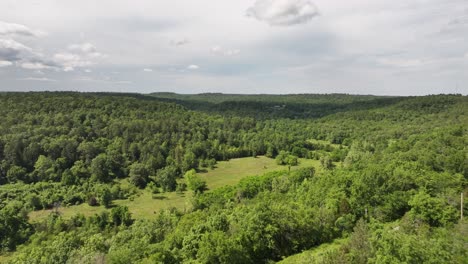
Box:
[0,39,59,70]
[20,62,55,70]
[68,43,100,55]
[73,76,131,84]
[143,68,153,72]
[0,38,33,61]
[0,31,59,71]
[53,43,104,71]
[54,53,92,68]
[18,77,57,82]
[211,46,240,56]
[0,60,12,67]
[377,58,423,68]
[0,23,57,71]
[170,38,189,46]
[246,0,319,26]
[187,64,199,70]
[0,21,42,36]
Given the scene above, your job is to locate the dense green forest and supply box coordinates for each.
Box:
[0,92,466,263]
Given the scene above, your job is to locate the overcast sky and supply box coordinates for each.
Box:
[0,0,467,95]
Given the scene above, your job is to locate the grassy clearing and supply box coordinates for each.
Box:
[29,190,191,222]
[113,191,191,219]
[308,138,341,149]
[29,203,107,222]
[278,238,347,264]
[198,156,320,190]
[0,254,12,263]
[29,156,320,222]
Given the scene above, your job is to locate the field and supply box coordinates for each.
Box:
[278,239,347,264]
[29,156,320,222]
[199,156,321,189]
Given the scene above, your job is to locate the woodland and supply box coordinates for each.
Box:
[0,92,466,263]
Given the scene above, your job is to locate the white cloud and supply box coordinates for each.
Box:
[20,62,54,70]
[377,58,423,68]
[0,21,41,36]
[68,43,97,53]
[68,43,103,59]
[53,43,104,71]
[0,24,56,72]
[73,76,131,84]
[211,45,240,56]
[0,60,12,67]
[246,0,319,26]
[187,64,199,70]
[143,68,153,72]
[0,38,31,52]
[0,34,58,71]
[54,52,93,71]
[84,69,92,73]
[18,77,57,82]
[0,38,33,62]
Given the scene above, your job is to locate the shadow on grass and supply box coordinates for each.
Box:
[151,195,167,200]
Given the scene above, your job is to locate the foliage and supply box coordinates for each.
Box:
[184,169,207,194]
[0,92,467,263]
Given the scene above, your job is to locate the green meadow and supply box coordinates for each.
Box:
[29,156,320,222]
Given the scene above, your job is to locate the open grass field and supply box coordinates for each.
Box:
[307,138,341,149]
[198,156,321,190]
[28,189,192,222]
[28,202,108,222]
[0,254,12,263]
[29,156,321,222]
[277,238,347,264]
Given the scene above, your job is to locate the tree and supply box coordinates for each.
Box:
[182,151,198,173]
[88,196,98,206]
[275,151,298,170]
[348,219,372,264]
[156,166,178,192]
[111,205,133,226]
[26,193,42,210]
[184,169,207,194]
[61,169,76,185]
[207,158,217,170]
[408,191,458,227]
[275,151,289,165]
[129,163,150,188]
[70,160,90,181]
[0,201,31,251]
[320,156,333,170]
[266,145,276,158]
[287,155,298,166]
[90,154,110,182]
[99,186,113,208]
[34,155,57,181]
[6,165,27,183]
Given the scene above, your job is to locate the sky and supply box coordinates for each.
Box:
[0,0,467,95]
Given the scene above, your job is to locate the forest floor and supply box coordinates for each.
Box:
[28,156,321,222]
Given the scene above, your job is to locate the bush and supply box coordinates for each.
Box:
[88,196,98,206]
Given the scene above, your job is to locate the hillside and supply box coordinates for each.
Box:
[0,92,466,263]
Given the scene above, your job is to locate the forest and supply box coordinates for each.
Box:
[0,92,466,263]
